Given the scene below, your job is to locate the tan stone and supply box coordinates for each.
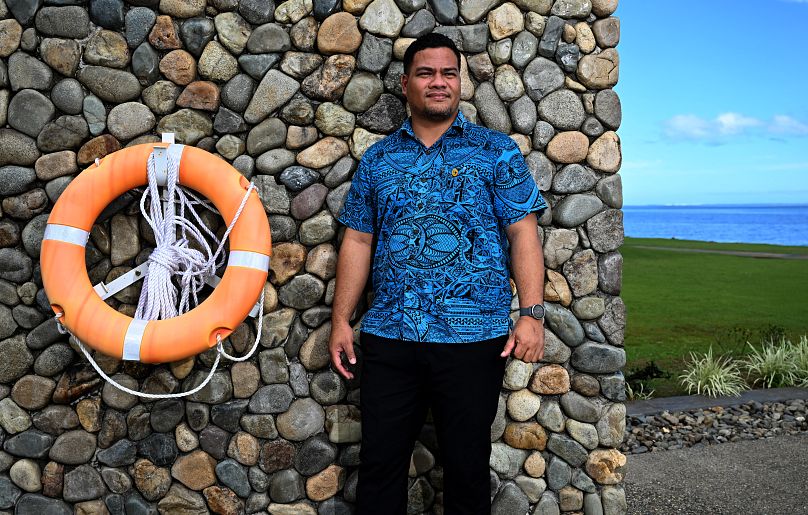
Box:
[318,12,362,54]
[343,0,373,14]
[268,503,318,515]
[506,388,542,421]
[503,422,547,450]
[203,486,243,515]
[591,0,618,17]
[305,464,345,502]
[0,19,22,57]
[587,130,621,173]
[270,242,307,285]
[133,459,171,501]
[40,38,81,77]
[546,131,589,163]
[575,22,596,53]
[41,461,63,498]
[75,500,110,515]
[78,135,121,166]
[275,0,314,24]
[393,37,415,60]
[227,431,260,466]
[488,3,524,41]
[149,15,182,50]
[76,397,102,432]
[297,137,349,169]
[85,30,130,68]
[593,16,620,48]
[544,269,572,306]
[585,448,627,484]
[231,362,260,398]
[524,451,546,477]
[577,48,619,89]
[305,243,337,280]
[160,50,196,86]
[565,76,587,92]
[263,282,279,313]
[349,128,384,160]
[325,404,362,443]
[560,485,584,511]
[214,12,251,54]
[300,322,331,370]
[510,134,531,155]
[171,450,217,490]
[563,249,598,297]
[160,0,206,18]
[287,125,319,149]
[460,54,475,101]
[175,423,199,452]
[170,356,195,379]
[176,81,220,111]
[529,364,570,395]
[199,41,239,82]
[562,23,576,43]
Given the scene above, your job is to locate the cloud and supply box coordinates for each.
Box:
[662,112,808,142]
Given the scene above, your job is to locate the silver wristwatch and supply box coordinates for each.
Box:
[519,304,545,320]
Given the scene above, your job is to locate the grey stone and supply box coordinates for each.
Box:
[584,492,604,515]
[248,384,294,414]
[599,372,626,402]
[525,151,553,191]
[249,466,269,492]
[546,456,571,490]
[90,0,125,29]
[0,305,19,340]
[156,109,213,145]
[326,182,351,217]
[310,370,346,405]
[184,402,208,433]
[538,15,563,58]
[132,42,160,85]
[3,430,53,458]
[63,464,105,502]
[241,414,278,439]
[560,391,601,424]
[0,476,21,510]
[294,434,337,476]
[552,164,597,194]
[556,41,580,73]
[44,176,72,203]
[247,23,290,53]
[31,405,79,436]
[35,7,89,38]
[239,0,275,24]
[553,194,603,228]
[539,89,585,130]
[459,0,497,23]
[383,61,405,97]
[544,303,584,346]
[533,120,555,149]
[222,74,256,113]
[108,102,156,141]
[0,166,36,196]
[570,468,596,493]
[199,426,229,459]
[49,429,96,465]
[313,0,340,19]
[428,0,458,23]
[563,249,597,297]
[357,33,392,74]
[474,81,510,133]
[83,95,107,136]
[77,66,141,103]
[523,56,563,101]
[492,482,529,515]
[13,494,71,515]
[276,398,325,442]
[184,370,233,404]
[239,53,282,80]
[586,209,623,253]
[268,469,304,503]
[512,30,538,69]
[269,215,297,242]
[582,116,604,137]
[6,0,42,25]
[582,321,605,343]
[216,459,251,498]
[552,0,591,17]
[258,347,288,385]
[214,107,248,134]
[357,93,406,134]
[402,9,435,38]
[300,211,337,245]
[97,440,137,467]
[489,442,527,478]
[279,165,319,192]
[459,24,489,53]
[280,52,323,79]
[51,78,84,115]
[125,7,156,48]
[101,467,131,494]
[595,174,622,209]
[324,156,356,187]
[8,89,55,138]
[278,273,325,309]
[598,296,625,346]
[246,117,287,155]
[8,52,53,91]
[181,16,215,57]
[546,433,588,467]
[343,72,384,113]
[594,89,621,130]
[148,399,183,433]
[244,69,300,124]
[395,0,425,12]
[11,304,43,329]
[233,155,254,178]
[31,343,73,377]
[291,183,329,220]
[487,38,511,65]
[598,251,622,295]
[0,335,33,382]
[536,492,560,515]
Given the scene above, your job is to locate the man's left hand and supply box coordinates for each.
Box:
[501,317,545,362]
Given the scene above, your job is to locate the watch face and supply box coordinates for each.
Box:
[531,304,545,319]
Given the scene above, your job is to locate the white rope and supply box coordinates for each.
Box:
[54,146,268,399]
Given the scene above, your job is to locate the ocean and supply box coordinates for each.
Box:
[622,204,808,247]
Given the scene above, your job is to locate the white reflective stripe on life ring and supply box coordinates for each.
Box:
[227,250,270,272]
[122,318,149,361]
[43,224,90,247]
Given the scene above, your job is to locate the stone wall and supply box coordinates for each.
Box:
[0,0,626,512]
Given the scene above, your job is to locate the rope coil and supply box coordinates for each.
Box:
[57,146,269,399]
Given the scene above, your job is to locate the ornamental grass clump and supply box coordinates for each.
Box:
[790,335,808,387]
[743,338,799,388]
[679,347,747,397]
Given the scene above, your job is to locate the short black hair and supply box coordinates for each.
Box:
[402,33,461,74]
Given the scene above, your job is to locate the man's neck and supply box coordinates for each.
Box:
[410,112,458,149]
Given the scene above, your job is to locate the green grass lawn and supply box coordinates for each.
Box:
[622,237,808,396]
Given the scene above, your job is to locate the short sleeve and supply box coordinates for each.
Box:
[337,157,375,234]
[492,140,547,226]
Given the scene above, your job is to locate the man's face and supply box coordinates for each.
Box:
[401,47,461,122]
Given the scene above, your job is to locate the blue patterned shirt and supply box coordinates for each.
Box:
[338,112,546,343]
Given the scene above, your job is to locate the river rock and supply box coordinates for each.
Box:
[359,0,404,37]
[63,464,105,502]
[77,66,141,103]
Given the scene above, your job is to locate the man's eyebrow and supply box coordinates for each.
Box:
[413,65,459,72]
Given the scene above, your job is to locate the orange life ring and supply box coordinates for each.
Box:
[40,143,271,364]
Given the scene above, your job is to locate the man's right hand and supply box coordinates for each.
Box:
[329,320,357,380]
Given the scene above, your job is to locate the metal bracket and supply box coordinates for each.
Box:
[94,262,151,300]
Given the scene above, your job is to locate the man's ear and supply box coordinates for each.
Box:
[400,74,408,97]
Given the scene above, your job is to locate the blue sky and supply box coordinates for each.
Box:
[617,0,808,205]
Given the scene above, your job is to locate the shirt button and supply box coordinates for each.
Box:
[417,202,424,209]
[420,177,427,183]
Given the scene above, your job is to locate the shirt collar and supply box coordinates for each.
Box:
[399,110,468,140]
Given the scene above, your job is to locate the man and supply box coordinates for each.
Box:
[329,33,547,513]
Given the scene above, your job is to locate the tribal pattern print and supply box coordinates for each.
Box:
[339,112,546,343]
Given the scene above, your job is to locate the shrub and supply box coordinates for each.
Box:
[790,335,808,387]
[743,338,799,388]
[626,382,655,401]
[679,347,747,397]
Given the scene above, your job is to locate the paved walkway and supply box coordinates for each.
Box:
[624,387,808,514]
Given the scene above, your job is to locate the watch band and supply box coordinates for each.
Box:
[519,304,545,320]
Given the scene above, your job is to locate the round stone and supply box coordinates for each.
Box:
[107,102,156,141]
[11,375,55,410]
[0,166,36,196]
[132,459,171,501]
[172,450,217,491]
[546,131,588,163]
[539,89,585,130]
[578,48,619,89]
[277,398,326,441]
[553,193,602,228]
[310,370,346,405]
[357,94,406,134]
[488,2,523,40]
[125,8,157,49]
[215,459,251,498]
[359,0,405,37]
[474,81,510,133]
[318,12,362,54]
[503,422,547,450]
[0,335,33,383]
[493,64,524,101]
[294,434,337,476]
[198,41,239,82]
[84,29,129,68]
[489,442,528,478]
[77,66,141,103]
[587,130,621,173]
[506,389,541,421]
[8,89,56,138]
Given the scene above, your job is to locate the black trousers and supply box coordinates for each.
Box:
[356,332,508,515]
